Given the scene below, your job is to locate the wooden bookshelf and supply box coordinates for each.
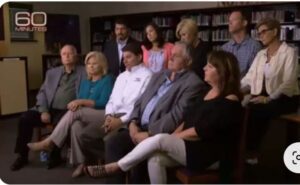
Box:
[90,2,300,55]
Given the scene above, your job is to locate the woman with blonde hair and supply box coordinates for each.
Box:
[242,18,299,164]
[27,51,114,176]
[176,18,211,81]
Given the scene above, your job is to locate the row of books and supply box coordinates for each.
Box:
[181,14,210,26]
[131,31,144,42]
[198,31,209,41]
[252,10,300,24]
[212,13,230,26]
[212,29,230,41]
[251,25,300,41]
[162,29,176,42]
[252,10,286,24]
[152,17,175,27]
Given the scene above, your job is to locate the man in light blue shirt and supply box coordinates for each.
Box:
[222,10,261,76]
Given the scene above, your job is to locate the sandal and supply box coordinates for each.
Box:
[83,165,108,178]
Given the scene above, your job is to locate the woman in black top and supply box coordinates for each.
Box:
[175,18,211,81]
[84,50,243,184]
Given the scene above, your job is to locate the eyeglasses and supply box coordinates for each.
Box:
[257,28,273,37]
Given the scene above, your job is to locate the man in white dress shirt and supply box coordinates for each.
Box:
[79,42,153,166]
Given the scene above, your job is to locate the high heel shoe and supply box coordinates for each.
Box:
[83,165,109,178]
[83,163,121,178]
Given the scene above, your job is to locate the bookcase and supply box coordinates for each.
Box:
[89,2,300,85]
[90,2,300,55]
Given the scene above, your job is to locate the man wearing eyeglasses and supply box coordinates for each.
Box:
[222,10,262,77]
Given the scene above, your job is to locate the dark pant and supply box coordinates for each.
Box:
[104,128,149,184]
[14,109,67,158]
[246,95,299,152]
[80,122,105,165]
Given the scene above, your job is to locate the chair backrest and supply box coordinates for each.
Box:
[219,107,249,183]
[175,107,249,184]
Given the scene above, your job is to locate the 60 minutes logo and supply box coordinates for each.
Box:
[15,11,47,32]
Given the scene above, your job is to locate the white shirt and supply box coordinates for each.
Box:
[105,63,153,123]
[117,38,128,64]
[241,42,299,99]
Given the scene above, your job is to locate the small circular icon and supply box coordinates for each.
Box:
[284,142,300,174]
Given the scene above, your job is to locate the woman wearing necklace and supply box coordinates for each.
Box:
[241,18,299,165]
[83,50,243,184]
[27,51,114,177]
[142,22,173,73]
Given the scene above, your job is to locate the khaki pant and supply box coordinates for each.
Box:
[48,107,105,165]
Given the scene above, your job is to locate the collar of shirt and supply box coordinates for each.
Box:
[229,35,250,47]
[117,38,129,46]
[261,41,288,57]
[63,66,75,75]
[126,63,144,73]
[164,69,186,82]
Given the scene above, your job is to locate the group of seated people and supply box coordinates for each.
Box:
[9,10,299,184]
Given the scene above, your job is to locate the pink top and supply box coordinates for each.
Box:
[141,42,174,71]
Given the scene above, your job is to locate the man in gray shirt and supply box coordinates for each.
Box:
[222,10,261,76]
[10,44,85,171]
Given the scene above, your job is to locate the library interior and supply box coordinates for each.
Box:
[0,1,300,184]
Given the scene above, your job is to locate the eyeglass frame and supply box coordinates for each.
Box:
[257,28,274,37]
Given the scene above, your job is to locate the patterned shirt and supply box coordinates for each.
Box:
[222,35,261,76]
[148,50,165,73]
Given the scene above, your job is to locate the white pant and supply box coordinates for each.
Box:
[118,133,186,184]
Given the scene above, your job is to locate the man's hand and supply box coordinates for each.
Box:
[41,112,51,124]
[67,100,81,112]
[129,121,140,144]
[103,116,122,133]
[133,132,149,144]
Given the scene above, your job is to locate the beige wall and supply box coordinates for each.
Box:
[0,3,45,90]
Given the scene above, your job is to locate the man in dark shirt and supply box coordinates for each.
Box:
[10,44,86,171]
[103,18,138,77]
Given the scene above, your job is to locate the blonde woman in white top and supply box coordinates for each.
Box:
[241,18,299,164]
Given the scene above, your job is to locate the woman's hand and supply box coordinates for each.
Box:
[67,100,82,112]
[172,127,200,141]
[249,96,270,104]
[172,122,184,134]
